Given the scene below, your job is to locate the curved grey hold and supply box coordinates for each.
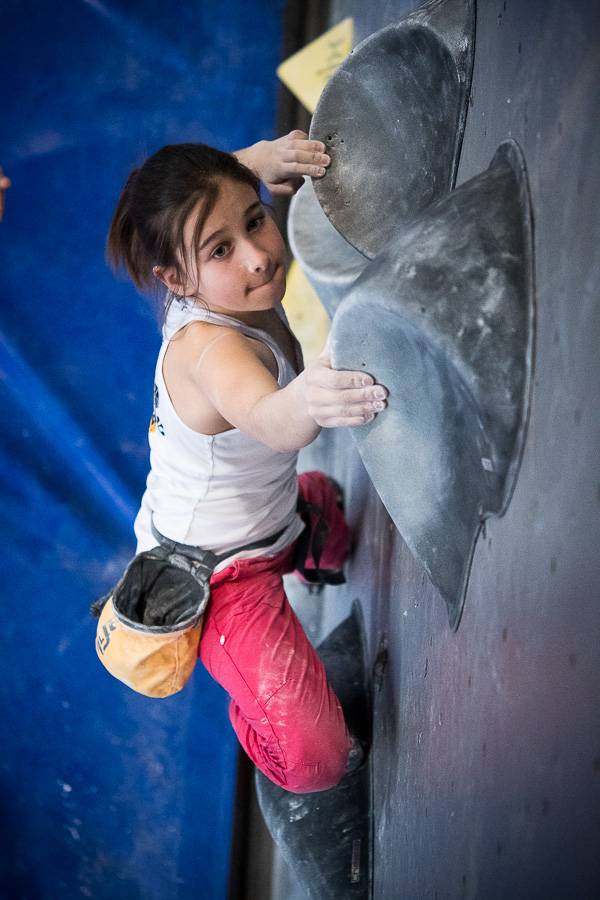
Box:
[329,141,535,629]
[310,0,476,258]
[288,178,370,318]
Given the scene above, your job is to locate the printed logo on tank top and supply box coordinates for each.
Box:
[149,382,165,435]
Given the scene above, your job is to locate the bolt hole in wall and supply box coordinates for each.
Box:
[0,1,285,897]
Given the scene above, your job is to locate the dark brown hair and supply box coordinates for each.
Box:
[106,143,261,303]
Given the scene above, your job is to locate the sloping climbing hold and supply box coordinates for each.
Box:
[310,0,476,257]
[330,141,534,628]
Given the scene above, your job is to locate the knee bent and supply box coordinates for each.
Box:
[283,730,349,794]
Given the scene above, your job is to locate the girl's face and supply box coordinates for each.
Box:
[174,178,287,316]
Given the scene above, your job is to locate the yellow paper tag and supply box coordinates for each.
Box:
[277,18,354,114]
[283,260,330,364]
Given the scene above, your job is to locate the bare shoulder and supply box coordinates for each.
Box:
[162,321,265,435]
[176,319,227,350]
[177,320,278,380]
[170,320,244,367]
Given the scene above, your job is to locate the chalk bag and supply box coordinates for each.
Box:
[91,535,214,698]
[91,520,287,698]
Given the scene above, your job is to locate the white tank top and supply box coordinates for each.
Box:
[133,298,305,572]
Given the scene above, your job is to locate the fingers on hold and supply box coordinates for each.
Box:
[307,149,330,165]
[350,385,387,403]
[319,413,375,428]
[287,130,325,150]
[322,389,385,411]
[313,368,348,389]
[353,372,375,388]
[268,183,296,196]
[330,370,374,390]
[287,142,329,160]
[311,399,384,421]
[342,399,385,416]
[285,159,327,177]
[304,162,328,177]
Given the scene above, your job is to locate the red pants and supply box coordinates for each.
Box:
[199,471,351,794]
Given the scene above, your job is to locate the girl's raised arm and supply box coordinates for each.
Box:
[194,330,387,452]
[234,130,330,196]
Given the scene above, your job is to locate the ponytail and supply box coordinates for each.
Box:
[107,168,155,292]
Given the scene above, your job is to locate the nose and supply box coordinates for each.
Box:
[242,237,270,274]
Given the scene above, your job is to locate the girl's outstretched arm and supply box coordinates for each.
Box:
[195,331,387,452]
[234,130,330,196]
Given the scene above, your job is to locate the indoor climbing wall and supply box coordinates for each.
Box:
[268,0,600,897]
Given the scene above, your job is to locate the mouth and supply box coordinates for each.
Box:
[248,265,279,292]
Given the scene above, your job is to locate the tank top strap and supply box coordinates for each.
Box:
[162,297,295,386]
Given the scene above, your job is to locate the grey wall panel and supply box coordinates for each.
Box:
[282,0,600,898]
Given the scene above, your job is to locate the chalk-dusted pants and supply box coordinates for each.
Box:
[199,471,351,794]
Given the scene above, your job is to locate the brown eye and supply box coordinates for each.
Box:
[248,215,264,232]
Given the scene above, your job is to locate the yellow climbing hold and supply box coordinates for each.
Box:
[283,260,330,364]
[277,18,354,114]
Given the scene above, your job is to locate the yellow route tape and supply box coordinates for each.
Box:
[283,260,330,364]
[277,18,354,114]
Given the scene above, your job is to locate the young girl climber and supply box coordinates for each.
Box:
[103,132,388,794]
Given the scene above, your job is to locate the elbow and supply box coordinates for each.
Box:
[297,430,320,450]
[264,437,309,453]
[263,428,321,453]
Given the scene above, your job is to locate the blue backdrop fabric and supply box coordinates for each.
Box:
[0,1,285,896]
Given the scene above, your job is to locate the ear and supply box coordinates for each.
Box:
[153,265,186,295]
